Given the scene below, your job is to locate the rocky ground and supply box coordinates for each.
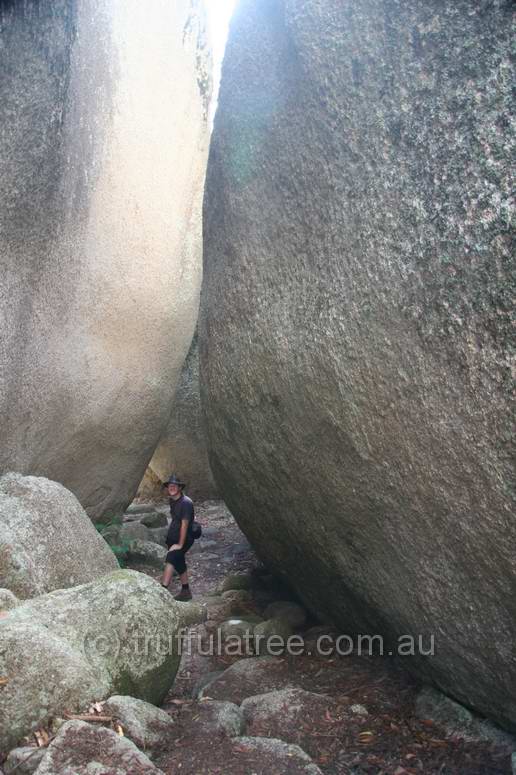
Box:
[4,499,514,775]
[127,500,514,775]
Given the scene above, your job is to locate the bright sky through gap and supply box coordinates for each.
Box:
[205,0,238,122]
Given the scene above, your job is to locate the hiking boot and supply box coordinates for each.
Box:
[174,587,192,602]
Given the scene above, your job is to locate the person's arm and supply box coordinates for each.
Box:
[169,501,193,550]
[175,518,189,550]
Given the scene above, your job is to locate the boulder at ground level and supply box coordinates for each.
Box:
[220,574,254,592]
[4,746,45,774]
[263,601,307,629]
[416,687,516,749]
[0,474,118,599]
[126,504,158,516]
[140,511,168,529]
[103,695,175,751]
[199,657,301,703]
[119,521,154,543]
[241,688,342,755]
[230,737,322,775]
[187,700,245,738]
[126,540,166,569]
[34,720,164,775]
[201,0,515,730]
[0,570,204,753]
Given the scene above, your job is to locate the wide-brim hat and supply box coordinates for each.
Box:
[163,474,185,488]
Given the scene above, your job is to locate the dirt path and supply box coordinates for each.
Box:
[129,500,513,775]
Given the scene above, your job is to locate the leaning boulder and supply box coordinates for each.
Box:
[0,0,212,521]
[141,333,219,500]
[0,570,204,753]
[0,474,118,599]
[201,0,515,730]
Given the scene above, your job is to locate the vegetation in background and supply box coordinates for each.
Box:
[94,520,131,568]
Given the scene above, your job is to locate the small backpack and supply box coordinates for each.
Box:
[190,520,202,540]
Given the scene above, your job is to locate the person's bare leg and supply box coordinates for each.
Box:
[162,563,174,587]
[179,570,189,586]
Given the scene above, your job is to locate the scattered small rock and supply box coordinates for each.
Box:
[191,700,245,737]
[199,526,218,538]
[196,552,219,562]
[148,527,168,547]
[221,589,253,603]
[198,657,301,703]
[253,618,294,654]
[350,703,368,716]
[192,670,225,699]
[263,601,307,629]
[126,540,166,568]
[33,720,164,774]
[120,522,153,543]
[218,618,256,641]
[103,695,175,751]
[241,687,339,749]
[140,512,168,529]
[229,737,322,774]
[4,747,45,775]
[415,687,516,748]
[221,573,254,592]
[199,540,218,552]
[125,504,157,515]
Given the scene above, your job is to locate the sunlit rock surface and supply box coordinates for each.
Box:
[201,0,515,729]
[0,0,211,519]
[0,473,118,599]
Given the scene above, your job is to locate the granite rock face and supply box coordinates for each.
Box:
[201,0,515,729]
[140,333,218,500]
[0,570,204,752]
[0,0,211,520]
[33,720,164,775]
[0,473,118,599]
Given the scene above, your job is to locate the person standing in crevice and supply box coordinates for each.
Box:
[161,474,195,601]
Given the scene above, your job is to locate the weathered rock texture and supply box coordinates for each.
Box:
[140,333,218,500]
[201,0,515,730]
[34,720,164,775]
[0,473,118,599]
[0,0,211,520]
[0,570,204,752]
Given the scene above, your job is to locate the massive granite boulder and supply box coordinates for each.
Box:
[201,0,515,730]
[0,473,118,599]
[0,570,205,753]
[0,0,211,520]
[140,333,218,500]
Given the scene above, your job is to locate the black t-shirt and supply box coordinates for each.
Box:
[166,495,194,546]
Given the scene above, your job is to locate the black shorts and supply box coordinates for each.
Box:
[165,536,194,575]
